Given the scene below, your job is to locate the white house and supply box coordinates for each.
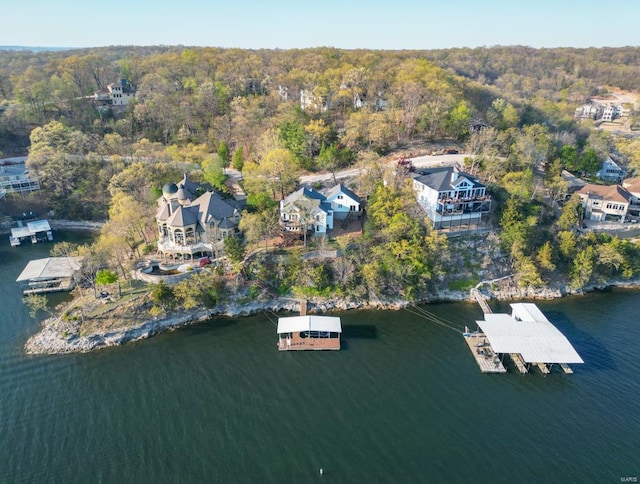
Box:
[280,185,362,235]
[300,89,331,112]
[94,79,136,107]
[412,166,491,230]
[323,184,362,221]
[574,104,603,120]
[596,156,625,183]
[280,187,333,235]
[601,105,617,122]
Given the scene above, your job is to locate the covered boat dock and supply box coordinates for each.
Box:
[474,303,583,374]
[277,315,342,351]
[16,257,82,294]
[9,219,53,246]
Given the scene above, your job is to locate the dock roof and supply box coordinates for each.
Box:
[16,257,82,282]
[277,316,342,334]
[11,219,51,238]
[476,303,583,364]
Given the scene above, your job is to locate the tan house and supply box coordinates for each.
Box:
[622,177,640,219]
[156,174,243,261]
[577,183,631,222]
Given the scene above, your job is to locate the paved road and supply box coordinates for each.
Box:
[300,153,467,186]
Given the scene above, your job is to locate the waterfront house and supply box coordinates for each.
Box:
[0,162,40,199]
[280,185,362,236]
[322,184,362,222]
[156,174,243,261]
[277,315,342,351]
[280,187,332,235]
[412,166,491,230]
[622,177,640,219]
[577,183,631,222]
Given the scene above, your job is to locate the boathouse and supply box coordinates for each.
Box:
[16,257,82,294]
[474,303,583,374]
[9,220,53,246]
[277,316,342,351]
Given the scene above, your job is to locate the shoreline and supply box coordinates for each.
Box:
[23,278,640,355]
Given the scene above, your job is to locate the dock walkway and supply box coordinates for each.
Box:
[470,288,492,314]
[463,332,507,373]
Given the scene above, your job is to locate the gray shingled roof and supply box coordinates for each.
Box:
[156,203,170,221]
[283,187,325,205]
[413,167,484,192]
[192,190,239,225]
[166,205,199,227]
[323,184,361,202]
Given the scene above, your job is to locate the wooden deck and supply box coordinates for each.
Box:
[463,333,506,373]
[560,363,574,374]
[278,332,340,351]
[509,353,528,374]
[532,362,550,374]
[470,288,492,314]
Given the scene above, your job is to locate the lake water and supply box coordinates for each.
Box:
[1,232,639,483]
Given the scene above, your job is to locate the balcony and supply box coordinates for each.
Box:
[158,237,212,253]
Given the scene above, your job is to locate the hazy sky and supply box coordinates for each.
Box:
[3,0,639,50]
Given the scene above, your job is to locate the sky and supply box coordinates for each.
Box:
[2,0,640,50]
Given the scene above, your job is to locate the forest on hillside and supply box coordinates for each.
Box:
[3,45,640,298]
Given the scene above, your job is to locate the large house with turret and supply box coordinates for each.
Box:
[156,174,243,261]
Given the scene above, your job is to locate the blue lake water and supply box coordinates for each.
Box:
[1,232,639,483]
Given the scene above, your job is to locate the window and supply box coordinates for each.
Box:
[337,195,343,199]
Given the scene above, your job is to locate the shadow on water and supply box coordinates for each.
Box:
[179,316,241,335]
[341,324,377,339]
[546,310,616,372]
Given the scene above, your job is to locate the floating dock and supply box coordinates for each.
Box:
[465,290,583,375]
[463,330,507,373]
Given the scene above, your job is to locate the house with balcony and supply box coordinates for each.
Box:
[577,183,631,222]
[596,156,625,183]
[156,174,242,261]
[94,79,136,107]
[280,187,333,235]
[412,166,491,230]
[323,184,362,222]
[280,184,362,237]
[622,177,640,219]
[574,103,603,120]
[0,162,40,199]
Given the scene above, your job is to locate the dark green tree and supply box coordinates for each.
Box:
[217,141,231,168]
[224,236,246,263]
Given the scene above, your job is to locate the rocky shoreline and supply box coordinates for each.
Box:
[23,278,640,355]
